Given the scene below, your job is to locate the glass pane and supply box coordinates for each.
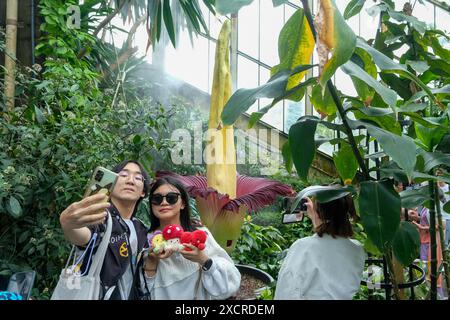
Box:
[412,1,435,29]
[360,2,380,40]
[334,68,357,96]
[436,7,450,35]
[261,99,284,131]
[238,56,259,114]
[165,30,209,93]
[259,65,270,85]
[237,0,259,59]
[260,0,284,67]
[284,99,305,132]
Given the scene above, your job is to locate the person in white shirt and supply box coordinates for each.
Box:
[275,194,366,300]
[136,176,241,300]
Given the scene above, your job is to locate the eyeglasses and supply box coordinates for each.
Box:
[118,170,145,183]
[151,192,181,205]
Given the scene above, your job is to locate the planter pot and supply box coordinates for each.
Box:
[230,264,274,300]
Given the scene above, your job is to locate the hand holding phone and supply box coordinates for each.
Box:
[60,167,118,233]
[83,166,119,200]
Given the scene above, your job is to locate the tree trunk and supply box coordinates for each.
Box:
[4,0,19,113]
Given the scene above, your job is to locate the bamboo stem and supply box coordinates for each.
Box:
[429,181,438,299]
[4,0,19,114]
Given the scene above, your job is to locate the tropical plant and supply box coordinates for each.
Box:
[157,20,295,254]
[218,0,450,299]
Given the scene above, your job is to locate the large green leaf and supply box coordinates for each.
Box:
[389,10,426,35]
[351,108,401,135]
[414,116,449,151]
[344,0,366,20]
[221,65,315,126]
[333,143,359,184]
[271,8,315,102]
[356,38,438,106]
[392,222,421,267]
[311,84,336,116]
[215,0,254,15]
[341,60,397,107]
[359,180,401,252]
[288,116,319,181]
[349,120,417,180]
[349,48,377,103]
[400,186,431,209]
[221,70,290,126]
[420,150,450,172]
[316,0,357,87]
[247,77,317,128]
[289,185,356,214]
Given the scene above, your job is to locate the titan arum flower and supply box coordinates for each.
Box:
[158,20,294,253]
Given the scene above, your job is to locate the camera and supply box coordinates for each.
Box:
[282,197,307,224]
[94,170,104,182]
[282,197,308,213]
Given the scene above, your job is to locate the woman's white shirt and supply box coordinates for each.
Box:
[140,227,241,300]
[275,233,366,300]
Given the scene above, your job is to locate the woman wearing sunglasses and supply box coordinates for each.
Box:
[135,177,241,300]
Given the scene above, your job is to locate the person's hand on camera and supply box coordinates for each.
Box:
[304,197,322,228]
[60,193,110,231]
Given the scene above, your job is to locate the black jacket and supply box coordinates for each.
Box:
[80,204,149,298]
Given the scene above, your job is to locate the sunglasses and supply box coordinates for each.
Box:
[151,192,181,205]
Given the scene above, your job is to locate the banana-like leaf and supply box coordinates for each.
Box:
[419,150,450,172]
[315,0,357,87]
[357,38,443,110]
[350,108,402,135]
[400,186,431,209]
[271,8,315,101]
[414,116,449,151]
[221,65,315,126]
[359,180,401,252]
[341,60,397,108]
[392,222,421,267]
[289,116,318,181]
[349,48,377,104]
[349,119,417,181]
[333,143,359,184]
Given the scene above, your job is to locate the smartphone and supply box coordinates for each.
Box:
[83,166,119,199]
[281,198,307,224]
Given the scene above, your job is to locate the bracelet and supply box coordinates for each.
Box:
[144,268,157,272]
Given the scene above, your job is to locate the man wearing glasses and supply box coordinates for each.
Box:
[59,160,150,300]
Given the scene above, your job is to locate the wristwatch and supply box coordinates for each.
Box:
[201,258,213,271]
